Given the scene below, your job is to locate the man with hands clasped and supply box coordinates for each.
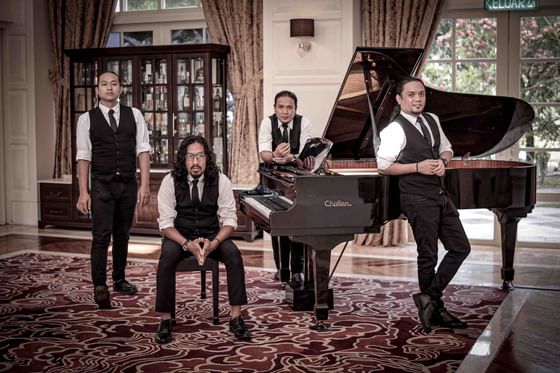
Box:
[377,77,471,333]
[154,135,251,343]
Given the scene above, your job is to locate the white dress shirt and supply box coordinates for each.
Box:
[376,111,453,170]
[76,103,151,161]
[258,115,313,154]
[157,172,238,231]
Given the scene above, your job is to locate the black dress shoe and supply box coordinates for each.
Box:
[431,308,468,329]
[289,272,304,290]
[412,293,436,332]
[94,285,112,309]
[229,316,252,340]
[155,319,173,344]
[113,279,138,294]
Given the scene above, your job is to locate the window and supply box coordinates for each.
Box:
[116,0,200,12]
[422,17,497,94]
[423,8,560,247]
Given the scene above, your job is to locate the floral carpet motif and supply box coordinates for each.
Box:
[0,252,506,372]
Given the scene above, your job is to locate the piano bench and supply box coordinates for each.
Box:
[174,256,220,325]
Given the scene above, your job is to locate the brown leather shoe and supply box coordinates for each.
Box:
[94,285,111,309]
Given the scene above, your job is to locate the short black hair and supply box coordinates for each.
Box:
[97,71,121,86]
[274,90,298,108]
[396,77,424,96]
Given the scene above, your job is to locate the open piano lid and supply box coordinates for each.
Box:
[322,47,535,159]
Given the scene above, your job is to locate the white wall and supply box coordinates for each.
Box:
[263,0,361,137]
[0,0,38,225]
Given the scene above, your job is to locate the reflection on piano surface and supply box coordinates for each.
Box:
[241,47,536,326]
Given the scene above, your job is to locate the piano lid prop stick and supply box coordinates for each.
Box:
[328,241,350,282]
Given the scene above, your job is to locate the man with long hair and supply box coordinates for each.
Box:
[377,77,471,333]
[154,135,251,343]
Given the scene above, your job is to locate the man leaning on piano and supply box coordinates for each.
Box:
[377,77,471,333]
[257,90,313,289]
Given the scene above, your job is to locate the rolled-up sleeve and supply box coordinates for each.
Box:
[132,107,151,156]
[258,117,273,153]
[76,112,92,161]
[218,173,238,230]
[376,122,406,170]
[157,174,177,231]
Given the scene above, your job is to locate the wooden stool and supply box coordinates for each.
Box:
[173,256,220,325]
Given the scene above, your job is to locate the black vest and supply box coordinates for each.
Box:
[173,175,220,238]
[89,106,137,181]
[270,114,302,154]
[395,113,443,200]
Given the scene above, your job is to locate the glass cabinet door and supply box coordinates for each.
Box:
[141,57,171,168]
[73,60,99,113]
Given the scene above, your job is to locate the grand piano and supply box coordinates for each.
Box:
[241,47,536,327]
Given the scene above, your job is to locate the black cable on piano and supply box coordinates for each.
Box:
[328,240,350,282]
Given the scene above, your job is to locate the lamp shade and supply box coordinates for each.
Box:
[290,19,314,37]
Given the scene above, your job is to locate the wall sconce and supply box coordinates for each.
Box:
[290,19,314,57]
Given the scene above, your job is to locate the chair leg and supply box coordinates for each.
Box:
[212,268,219,325]
[200,270,207,299]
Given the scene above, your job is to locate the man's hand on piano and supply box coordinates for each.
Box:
[303,156,315,170]
[273,143,290,159]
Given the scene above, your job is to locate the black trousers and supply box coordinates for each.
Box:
[90,176,137,287]
[400,192,471,307]
[272,236,304,275]
[155,236,248,313]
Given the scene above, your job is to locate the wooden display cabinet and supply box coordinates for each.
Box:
[38,44,260,240]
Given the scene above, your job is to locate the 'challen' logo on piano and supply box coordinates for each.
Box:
[324,200,352,207]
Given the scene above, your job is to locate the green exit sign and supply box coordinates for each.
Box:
[485,0,538,11]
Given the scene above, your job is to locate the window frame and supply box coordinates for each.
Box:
[427,6,560,248]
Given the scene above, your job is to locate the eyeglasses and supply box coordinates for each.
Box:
[186,152,207,161]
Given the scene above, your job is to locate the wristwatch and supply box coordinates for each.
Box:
[442,158,449,167]
[182,240,190,252]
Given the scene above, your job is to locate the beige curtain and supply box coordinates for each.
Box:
[48,0,117,178]
[202,0,263,184]
[355,0,447,247]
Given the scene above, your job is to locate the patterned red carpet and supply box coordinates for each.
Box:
[0,252,506,372]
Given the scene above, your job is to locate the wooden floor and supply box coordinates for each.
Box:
[1,225,559,372]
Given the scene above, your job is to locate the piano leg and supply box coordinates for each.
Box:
[493,208,531,291]
[311,248,331,328]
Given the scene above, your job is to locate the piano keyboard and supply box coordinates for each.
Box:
[242,195,294,219]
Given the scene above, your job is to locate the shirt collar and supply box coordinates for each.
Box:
[400,111,423,125]
[188,174,205,184]
[99,102,120,115]
[277,118,293,130]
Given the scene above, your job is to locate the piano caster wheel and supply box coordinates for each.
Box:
[310,321,329,332]
[501,281,515,292]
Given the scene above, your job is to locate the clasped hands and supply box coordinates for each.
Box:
[185,237,218,266]
[272,143,294,164]
[417,159,446,176]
